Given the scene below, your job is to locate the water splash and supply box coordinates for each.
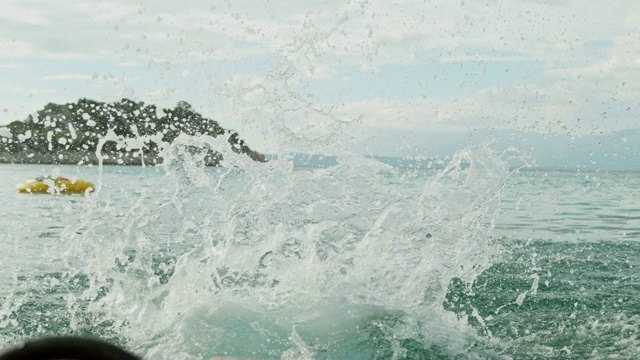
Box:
[39,135,512,359]
[0,3,518,356]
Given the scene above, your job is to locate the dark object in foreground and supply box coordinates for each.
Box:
[0,336,141,360]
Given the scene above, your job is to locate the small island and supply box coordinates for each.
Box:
[0,98,266,166]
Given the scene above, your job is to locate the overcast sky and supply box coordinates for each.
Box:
[1,0,638,155]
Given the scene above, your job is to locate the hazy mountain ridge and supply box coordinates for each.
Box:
[355,128,640,171]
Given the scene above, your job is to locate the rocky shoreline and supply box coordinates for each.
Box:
[0,152,160,166]
[0,149,246,166]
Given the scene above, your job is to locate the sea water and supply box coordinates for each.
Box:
[0,143,639,359]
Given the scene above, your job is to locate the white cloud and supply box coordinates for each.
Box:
[0,37,34,58]
[1,0,639,144]
[41,74,94,81]
[334,65,639,138]
[117,61,139,67]
[0,62,26,69]
[359,64,380,74]
[91,74,142,87]
[9,86,56,95]
[1,0,636,67]
[0,1,51,26]
[305,65,339,80]
[145,87,182,102]
[120,87,135,98]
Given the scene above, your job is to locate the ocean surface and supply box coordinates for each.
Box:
[0,144,639,359]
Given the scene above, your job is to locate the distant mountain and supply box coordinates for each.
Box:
[0,98,266,165]
[356,128,640,171]
[477,129,640,171]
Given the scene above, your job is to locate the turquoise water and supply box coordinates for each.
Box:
[0,145,639,359]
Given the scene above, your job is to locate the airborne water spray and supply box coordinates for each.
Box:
[0,3,520,359]
[54,130,514,359]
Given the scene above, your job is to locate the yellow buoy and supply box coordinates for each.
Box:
[16,177,95,194]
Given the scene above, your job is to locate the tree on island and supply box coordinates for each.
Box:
[0,98,266,165]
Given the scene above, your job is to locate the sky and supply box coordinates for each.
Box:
[1,0,639,161]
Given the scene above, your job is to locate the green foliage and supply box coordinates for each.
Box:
[0,98,266,165]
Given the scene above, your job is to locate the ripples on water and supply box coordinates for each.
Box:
[0,148,639,359]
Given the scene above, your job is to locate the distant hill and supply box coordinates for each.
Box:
[0,98,266,165]
[492,129,640,171]
[355,128,640,171]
